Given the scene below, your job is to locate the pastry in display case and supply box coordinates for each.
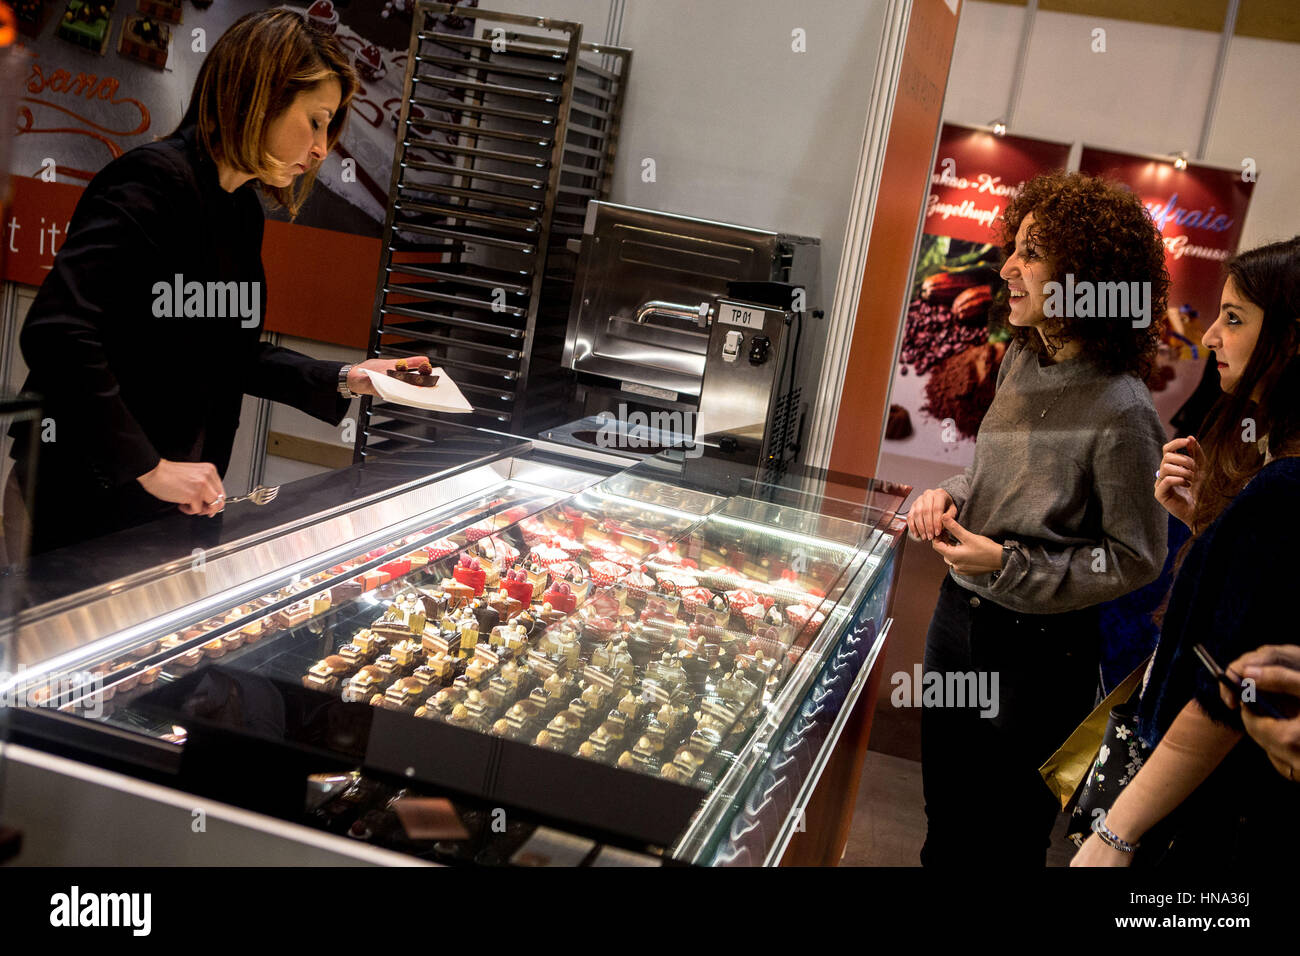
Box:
[0,444,908,866]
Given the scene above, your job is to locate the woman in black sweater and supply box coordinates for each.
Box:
[6,10,424,556]
[1073,235,1300,866]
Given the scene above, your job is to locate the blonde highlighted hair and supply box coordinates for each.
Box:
[174,9,358,216]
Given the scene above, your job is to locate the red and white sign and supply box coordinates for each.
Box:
[1078,147,1254,325]
[926,125,1073,244]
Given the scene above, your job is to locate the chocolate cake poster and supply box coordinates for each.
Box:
[882,123,1070,472]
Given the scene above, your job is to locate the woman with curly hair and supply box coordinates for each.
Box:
[1073,236,1300,867]
[5,10,427,556]
[906,172,1170,866]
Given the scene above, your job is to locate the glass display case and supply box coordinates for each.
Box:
[0,438,906,866]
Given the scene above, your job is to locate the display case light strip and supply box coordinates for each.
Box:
[579,489,704,522]
[707,513,871,554]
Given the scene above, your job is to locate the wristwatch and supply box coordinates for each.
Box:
[338,364,356,399]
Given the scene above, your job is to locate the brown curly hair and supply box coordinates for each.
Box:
[999,172,1169,382]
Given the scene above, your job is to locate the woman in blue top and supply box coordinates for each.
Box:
[1073,235,1300,866]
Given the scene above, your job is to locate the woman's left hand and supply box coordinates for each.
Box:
[346,356,434,396]
[931,514,1003,575]
[1070,831,1134,867]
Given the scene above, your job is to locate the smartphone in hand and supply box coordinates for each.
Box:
[1193,643,1290,720]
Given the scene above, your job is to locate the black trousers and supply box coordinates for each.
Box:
[920,575,1099,866]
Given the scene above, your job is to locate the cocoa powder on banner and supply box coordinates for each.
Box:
[922,342,1006,439]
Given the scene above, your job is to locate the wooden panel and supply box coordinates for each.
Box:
[1236,0,1300,43]
[265,430,353,470]
[1039,0,1227,33]
[829,0,960,482]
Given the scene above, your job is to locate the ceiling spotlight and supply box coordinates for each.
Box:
[991,121,1007,137]
[1173,152,1188,170]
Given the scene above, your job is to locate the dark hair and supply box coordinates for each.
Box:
[1000,172,1169,382]
[1189,236,1300,534]
[173,9,358,215]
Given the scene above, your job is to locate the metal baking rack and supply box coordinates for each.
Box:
[359,2,632,461]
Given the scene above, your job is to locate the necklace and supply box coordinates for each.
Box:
[1039,384,1068,419]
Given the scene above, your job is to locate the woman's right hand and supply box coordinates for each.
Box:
[1155,435,1200,527]
[907,488,956,541]
[137,459,226,517]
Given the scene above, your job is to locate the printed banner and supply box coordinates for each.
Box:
[1079,147,1254,429]
[882,124,1070,473]
[4,0,478,346]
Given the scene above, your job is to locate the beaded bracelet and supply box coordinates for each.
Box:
[1092,818,1137,853]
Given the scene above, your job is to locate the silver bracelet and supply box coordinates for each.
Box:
[1092,818,1137,853]
[338,363,355,399]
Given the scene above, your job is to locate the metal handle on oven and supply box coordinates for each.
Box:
[633,300,713,329]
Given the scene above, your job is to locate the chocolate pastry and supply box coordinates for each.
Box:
[885,403,913,440]
[386,359,438,386]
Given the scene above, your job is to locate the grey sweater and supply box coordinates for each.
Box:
[938,338,1167,614]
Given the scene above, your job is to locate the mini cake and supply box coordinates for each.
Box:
[378,558,411,578]
[530,544,568,569]
[57,1,115,54]
[344,665,387,702]
[501,568,533,605]
[351,629,389,658]
[509,608,542,638]
[370,655,402,683]
[587,560,626,588]
[423,651,458,685]
[201,636,226,659]
[425,538,460,561]
[445,702,485,733]
[524,562,549,599]
[469,598,500,634]
[381,676,426,711]
[487,589,524,622]
[360,570,389,592]
[661,747,702,783]
[441,578,476,608]
[305,0,338,34]
[337,642,372,669]
[678,586,716,617]
[542,581,575,614]
[386,358,436,386]
[537,626,581,668]
[109,663,140,694]
[410,664,441,690]
[621,570,655,603]
[303,655,353,692]
[417,589,449,620]
[489,623,528,653]
[331,580,364,604]
[639,598,678,626]
[421,630,460,659]
[654,570,699,595]
[273,602,313,629]
[119,15,169,69]
[390,638,422,669]
[785,604,826,636]
[451,553,486,595]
